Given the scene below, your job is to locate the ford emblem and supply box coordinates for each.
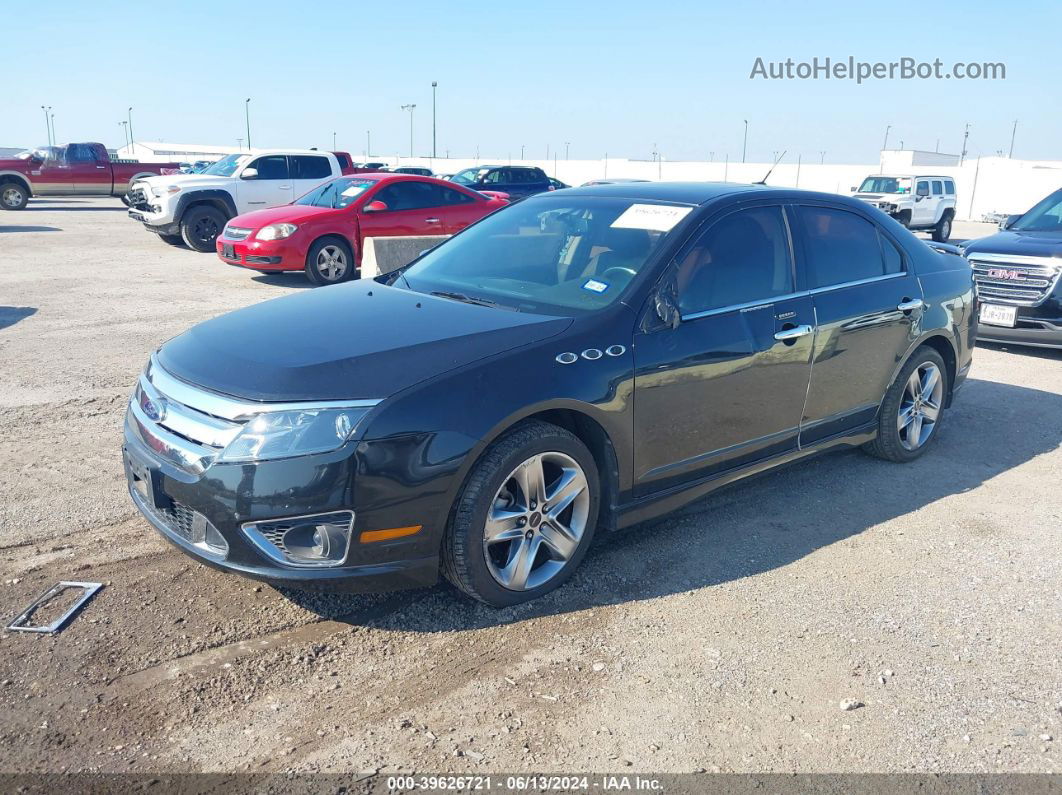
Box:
[141,396,166,422]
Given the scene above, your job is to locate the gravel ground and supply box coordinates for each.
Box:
[0,200,1059,775]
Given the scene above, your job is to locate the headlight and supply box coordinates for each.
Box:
[151,185,181,197]
[256,223,298,241]
[217,407,369,462]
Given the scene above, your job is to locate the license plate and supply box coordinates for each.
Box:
[979,303,1017,327]
[222,243,236,260]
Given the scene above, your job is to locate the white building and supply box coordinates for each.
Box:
[116,141,249,164]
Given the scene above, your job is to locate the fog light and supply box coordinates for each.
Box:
[242,511,354,568]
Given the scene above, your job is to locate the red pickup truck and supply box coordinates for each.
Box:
[0,142,180,210]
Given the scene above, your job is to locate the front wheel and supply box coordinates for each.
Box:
[442,420,600,607]
[0,182,29,210]
[120,194,132,207]
[863,347,948,463]
[305,238,355,286]
[180,205,227,252]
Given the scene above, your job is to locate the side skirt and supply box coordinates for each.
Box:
[616,424,877,529]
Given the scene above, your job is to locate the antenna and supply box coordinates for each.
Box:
[755,150,786,184]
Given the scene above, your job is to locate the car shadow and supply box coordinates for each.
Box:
[24,203,125,212]
[250,273,314,289]
[277,377,1062,630]
[0,306,38,330]
[0,226,60,233]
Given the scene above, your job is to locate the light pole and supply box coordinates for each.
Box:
[1008,119,1018,158]
[119,121,129,149]
[820,150,825,164]
[127,107,134,151]
[742,120,748,163]
[41,106,52,145]
[400,104,416,157]
[882,124,891,150]
[960,122,970,165]
[333,131,337,150]
[366,130,371,158]
[245,99,252,150]
[431,81,438,158]
[50,113,56,145]
[236,137,243,151]
[520,145,525,160]
[565,141,570,160]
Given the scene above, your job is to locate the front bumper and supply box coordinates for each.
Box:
[122,412,439,592]
[978,317,1062,349]
[216,235,299,271]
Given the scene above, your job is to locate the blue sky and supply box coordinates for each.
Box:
[5,0,1059,163]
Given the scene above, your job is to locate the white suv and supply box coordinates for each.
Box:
[852,175,957,242]
[127,150,343,251]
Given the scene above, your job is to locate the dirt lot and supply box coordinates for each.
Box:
[0,199,1059,775]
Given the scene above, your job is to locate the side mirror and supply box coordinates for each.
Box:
[240,167,258,180]
[1002,214,1022,230]
[364,200,388,213]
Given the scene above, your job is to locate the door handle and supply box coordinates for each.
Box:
[424,217,440,223]
[96,165,107,169]
[278,185,291,189]
[774,324,813,342]
[897,298,924,312]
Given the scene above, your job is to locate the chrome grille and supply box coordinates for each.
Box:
[223,226,252,241]
[970,254,1062,306]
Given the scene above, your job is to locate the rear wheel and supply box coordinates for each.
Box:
[0,182,28,210]
[863,347,948,463]
[305,238,355,286]
[442,420,600,607]
[932,211,953,242]
[180,205,227,252]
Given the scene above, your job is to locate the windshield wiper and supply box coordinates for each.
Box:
[430,290,500,308]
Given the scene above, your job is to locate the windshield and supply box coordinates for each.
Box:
[294,178,375,209]
[858,176,912,194]
[1011,189,1062,232]
[400,196,692,316]
[202,154,251,177]
[451,167,489,185]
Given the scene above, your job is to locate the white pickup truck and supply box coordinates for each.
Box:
[127,149,343,251]
[852,174,957,242]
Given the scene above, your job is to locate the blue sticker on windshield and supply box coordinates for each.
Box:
[583,279,609,294]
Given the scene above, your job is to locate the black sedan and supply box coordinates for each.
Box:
[123,183,975,607]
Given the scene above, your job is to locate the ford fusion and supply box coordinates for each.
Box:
[124,183,975,607]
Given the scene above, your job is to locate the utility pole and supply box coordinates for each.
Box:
[960,122,970,165]
[565,141,570,160]
[41,106,52,145]
[400,104,416,157]
[882,124,891,150]
[119,121,129,149]
[724,153,729,181]
[236,138,243,151]
[50,113,56,145]
[520,145,525,160]
[546,143,550,159]
[332,131,336,150]
[245,98,252,149]
[127,107,135,151]
[1008,119,1018,158]
[742,120,748,163]
[819,151,825,164]
[366,130,371,158]
[431,81,438,158]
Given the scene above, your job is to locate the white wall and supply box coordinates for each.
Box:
[395,152,1062,222]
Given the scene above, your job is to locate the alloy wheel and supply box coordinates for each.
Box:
[316,245,348,281]
[194,216,219,246]
[483,452,590,591]
[2,187,23,208]
[897,362,943,450]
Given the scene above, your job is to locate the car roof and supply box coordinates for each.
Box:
[544,181,882,209]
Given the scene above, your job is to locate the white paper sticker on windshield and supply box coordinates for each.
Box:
[341,185,367,197]
[611,204,692,232]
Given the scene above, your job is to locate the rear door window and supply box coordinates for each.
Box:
[944,180,955,195]
[291,155,332,179]
[798,206,894,288]
[931,180,943,195]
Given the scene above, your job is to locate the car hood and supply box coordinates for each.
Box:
[135,173,233,190]
[156,281,572,402]
[962,230,1062,259]
[227,204,335,228]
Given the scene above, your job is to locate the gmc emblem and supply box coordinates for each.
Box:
[987,268,1021,280]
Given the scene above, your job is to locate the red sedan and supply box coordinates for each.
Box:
[215,173,508,285]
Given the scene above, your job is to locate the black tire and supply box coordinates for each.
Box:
[0,181,29,211]
[894,210,912,228]
[442,420,601,607]
[932,211,953,242]
[305,237,356,286]
[158,232,185,247]
[179,205,227,252]
[862,346,949,463]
